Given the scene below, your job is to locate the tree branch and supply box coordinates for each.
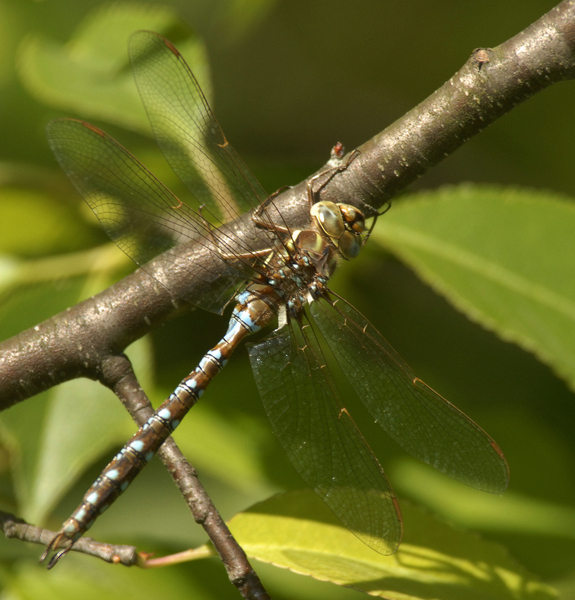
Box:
[0,511,139,566]
[2,1,574,408]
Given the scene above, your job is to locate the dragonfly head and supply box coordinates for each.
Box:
[310,201,367,260]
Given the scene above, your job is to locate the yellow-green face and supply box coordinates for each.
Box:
[310,201,367,260]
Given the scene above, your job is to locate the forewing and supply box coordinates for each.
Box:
[248,319,402,555]
[47,118,243,313]
[129,31,270,225]
[311,296,509,494]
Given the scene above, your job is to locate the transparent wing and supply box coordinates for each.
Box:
[129,30,271,225]
[248,319,402,555]
[47,118,247,313]
[311,295,510,494]
[48,33,286,313]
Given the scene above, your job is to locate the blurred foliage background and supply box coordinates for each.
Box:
[0,0,574,599]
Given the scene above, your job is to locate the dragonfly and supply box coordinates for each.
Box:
[41,30,509,567]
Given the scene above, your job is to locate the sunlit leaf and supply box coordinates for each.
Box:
[376,185,575,391]
[222,490,557,599]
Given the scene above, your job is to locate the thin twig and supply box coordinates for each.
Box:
[0,511,139,566]
[109,362,270,598]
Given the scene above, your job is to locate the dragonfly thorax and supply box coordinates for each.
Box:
[262,201,368,313]
[264,240,329,308]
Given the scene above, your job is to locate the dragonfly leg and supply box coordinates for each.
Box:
[251,186,293,234]
[40,531,74,569]
[218,247,275,262]
[306,149,361,208]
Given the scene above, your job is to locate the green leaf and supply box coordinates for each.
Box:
[223,489,556,599]
[0,335,152,526]
[15,381,129,525]
[0,246,132,340]
[18,3,210,133]
[39,338,153,524]
[375,185,575,391]
[392,457,575,584]
[171,403,275,496]
[0,187,97,256]
[217,0,280,42]
[3,559,207,600]
[394,459,575,539]
[0,264,153,525]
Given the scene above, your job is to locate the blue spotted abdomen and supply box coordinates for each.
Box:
[44,289,276,563]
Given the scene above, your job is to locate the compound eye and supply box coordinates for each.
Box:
[338,231,362,260]
[311,201,344,238]
[339,204,366,234]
